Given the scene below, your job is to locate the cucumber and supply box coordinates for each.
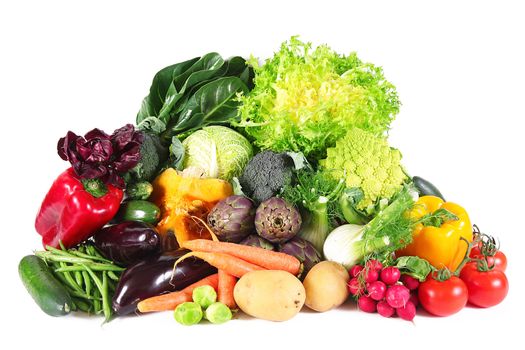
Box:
[18,255,73,317]
[413,176,445,201]
[114,200,161,224]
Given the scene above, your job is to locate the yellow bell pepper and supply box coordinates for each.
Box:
[397,196,472,271]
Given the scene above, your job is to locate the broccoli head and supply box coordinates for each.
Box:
[239,151,294,204]
[125,132,168,183]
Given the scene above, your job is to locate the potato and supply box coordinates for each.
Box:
[303,261,350,312]
[234,270,305,321]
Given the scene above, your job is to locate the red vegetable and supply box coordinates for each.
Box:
[380,267,401,285]
[400,274,420,290]
[396,300,416,321]
[358,295,377,313]
[347,278,363,296]
[459,262,509,308]
[376,300,395,318]
[367,281,387,301]
[35,168,123,248]
[349,265,364,278]
[385,284,410,308]
[470,249,507,272]
[418,272,468,317]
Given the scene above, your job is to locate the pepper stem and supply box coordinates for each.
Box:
[81,179,108,198]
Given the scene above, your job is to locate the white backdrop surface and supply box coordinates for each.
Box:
[1,1,523,349]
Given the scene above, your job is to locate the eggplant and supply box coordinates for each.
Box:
[93,221,161,266]
[112,249,216,315]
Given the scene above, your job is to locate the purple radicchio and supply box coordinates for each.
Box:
[57,124,144,188]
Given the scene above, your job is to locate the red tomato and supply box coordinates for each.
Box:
[418,276,468,317]
[459,263,509,308]
[470,250,507,272]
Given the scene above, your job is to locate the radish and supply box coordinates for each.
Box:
[349,265,364,278]
[366,259,383,271]
[385,284,410,308]
[409,292,419,308]
[376,300,395,318]
[396,300,416,321]
[364,269,379,283]
[400,274,420,290]
[357,295,377,313]
[347,277,363,296]
[380,266,401,285]
[367,281,387,301]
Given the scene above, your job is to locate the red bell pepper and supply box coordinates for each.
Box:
[35,168,123,248]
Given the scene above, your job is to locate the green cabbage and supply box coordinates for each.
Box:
[182,126,253,180]
[236,37,400,162]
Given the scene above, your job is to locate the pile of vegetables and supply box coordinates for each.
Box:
[20,37,509,325]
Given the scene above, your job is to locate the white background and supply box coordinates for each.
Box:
[1,0,524,349]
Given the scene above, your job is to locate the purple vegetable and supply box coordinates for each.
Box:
[207,195,256,243]
[93,221,160,266]
[112,249,216,315]
[255,197,301,244]
[239,234,275,251]
[57,124,143,188]
[278,237,321,279]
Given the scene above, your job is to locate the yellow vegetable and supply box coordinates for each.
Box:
[150,168,233,250]
[303,261,349,312]
[233,270,305,322]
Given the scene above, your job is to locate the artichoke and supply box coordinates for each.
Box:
[278,237,322,279]
[239,234,275,251]
[254,197,302,244]
[207,195,256,243]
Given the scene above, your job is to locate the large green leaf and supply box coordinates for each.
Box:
[136,57,200,124]
[172,76,249,133]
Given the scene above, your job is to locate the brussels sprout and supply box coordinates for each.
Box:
[278,237,322,279]
[207,195,256,243]
[192,285,217,309]
[205,302,232,324]
[239,235,275,251]
[255,197,302,244]
[174,302,203,325]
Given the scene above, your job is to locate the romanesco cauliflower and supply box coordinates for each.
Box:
[320,128,407,212]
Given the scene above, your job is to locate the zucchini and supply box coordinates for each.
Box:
[413,176,445,201]
[114,200,161,224]
[18,255,73,317]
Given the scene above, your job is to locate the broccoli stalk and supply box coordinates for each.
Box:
[282,170,345,254]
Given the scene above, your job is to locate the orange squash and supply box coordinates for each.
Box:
[150,168,233,251]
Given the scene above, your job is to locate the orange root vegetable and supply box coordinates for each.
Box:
[137,274,219,313]
[181,239,301,275]
[175,251,264,278]
[218,270,237,310]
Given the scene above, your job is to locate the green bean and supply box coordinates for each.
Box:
[64,249,114,264]
[72,298,92,313]
[93,288,102,314]
[59,262,84,293]
[54,264,124,272]
[107,271,120,281]
[101,272,111,321]
[74,271,83,288]
[82,270,92,296]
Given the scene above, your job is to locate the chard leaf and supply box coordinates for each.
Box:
[395,256,435,281]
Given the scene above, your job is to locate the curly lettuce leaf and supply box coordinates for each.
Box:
[236,37,400,162]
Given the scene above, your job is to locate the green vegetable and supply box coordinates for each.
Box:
[125,181,153,200]
[394,256,435,282]
[281,170,344,253]
[236,37,400,162]
[125,133,168,183]
[35,242,124,321]
[238,151,294,204]
[323,186,415,268]
[205,302,232,324]
[192,285,217,309]
[182,126,253,181]
[114,200,161,224]
[136,53,253,141]
[174,302,203,326]
[321,128,408,217]
[412,176,445,201]
[19,255,73,317]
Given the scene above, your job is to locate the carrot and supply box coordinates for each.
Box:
[175,251,264,278]
[181,239,301,275]
[218,270,237,310]
[137,273,219,313]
